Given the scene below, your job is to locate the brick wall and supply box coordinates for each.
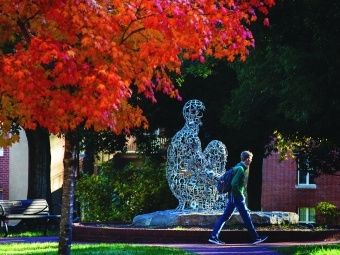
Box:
[0,147,10,199]
[261,153,340,212]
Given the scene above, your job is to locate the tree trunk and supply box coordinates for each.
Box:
[25,127,52,206]
[58,130,77,255]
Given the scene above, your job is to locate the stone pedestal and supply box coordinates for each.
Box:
[132,210,299,227]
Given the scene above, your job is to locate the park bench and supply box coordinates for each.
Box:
[0,199,61,237]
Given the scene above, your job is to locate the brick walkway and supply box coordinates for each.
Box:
[137,241,340,255]
[0,236,339,255]
[145,243,284,254]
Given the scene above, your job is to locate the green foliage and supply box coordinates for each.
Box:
[174,57,219,87]
[316,202,340,226]
[75,158,177,222]
[222,0,340,176]
[182,58,216,79]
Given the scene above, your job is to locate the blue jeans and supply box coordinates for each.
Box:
[211,195,259,241]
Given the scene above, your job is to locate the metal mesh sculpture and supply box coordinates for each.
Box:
[166,100,228,211]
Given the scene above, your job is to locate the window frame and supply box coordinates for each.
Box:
[296,158,316,189]
[298,207,316,224]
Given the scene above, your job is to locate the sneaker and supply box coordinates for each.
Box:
[253,236,268,245]
[209,236,225,245]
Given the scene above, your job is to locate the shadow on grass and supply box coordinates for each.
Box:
[0,219,60,237]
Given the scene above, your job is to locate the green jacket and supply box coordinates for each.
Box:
[231,162,248,196]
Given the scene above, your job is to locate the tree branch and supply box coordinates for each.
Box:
[16,18,31,45]
[16,10,41,45]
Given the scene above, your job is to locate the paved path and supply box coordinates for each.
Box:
[144,241,340,255]
[0,236,339,255]
[147,243,285,254]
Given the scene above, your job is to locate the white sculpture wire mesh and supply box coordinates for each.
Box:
[166,99,228,211]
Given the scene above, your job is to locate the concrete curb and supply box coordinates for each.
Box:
[72,224,340,243]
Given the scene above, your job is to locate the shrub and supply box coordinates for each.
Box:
[316,202,340,226]
[75,157,177,222]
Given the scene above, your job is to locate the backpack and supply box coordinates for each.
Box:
[216,167,234,194]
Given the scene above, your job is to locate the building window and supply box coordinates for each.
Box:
[298,207,316,224]
[298,170,315,185]
[296,159,316,189]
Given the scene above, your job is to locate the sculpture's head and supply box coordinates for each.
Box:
[183,100,205,129]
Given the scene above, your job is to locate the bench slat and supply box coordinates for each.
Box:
[5,215,61,219]
[0,199,49,215]
[0,199,61,237]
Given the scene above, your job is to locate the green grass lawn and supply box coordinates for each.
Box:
[4,230,59,238]
[0,223,60,238]
[1,242,340,255]
[0,243,195,255]
[272,244,340,255]
[0,228,194,254]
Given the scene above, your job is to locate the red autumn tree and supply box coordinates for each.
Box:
[0,0,275,254]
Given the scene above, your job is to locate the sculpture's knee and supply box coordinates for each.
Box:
[203,140,228,173]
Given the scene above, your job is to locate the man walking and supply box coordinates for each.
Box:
[209,150,268,245]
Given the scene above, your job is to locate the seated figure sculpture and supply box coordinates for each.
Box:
[166,99,227,211]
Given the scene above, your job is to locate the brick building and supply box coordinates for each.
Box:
[261,153,340,224]
[0,147,9,200]
[0,130,63,204]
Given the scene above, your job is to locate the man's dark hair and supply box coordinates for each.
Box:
[240,151,253,161]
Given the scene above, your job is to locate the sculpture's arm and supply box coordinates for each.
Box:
[191,138,220,181]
